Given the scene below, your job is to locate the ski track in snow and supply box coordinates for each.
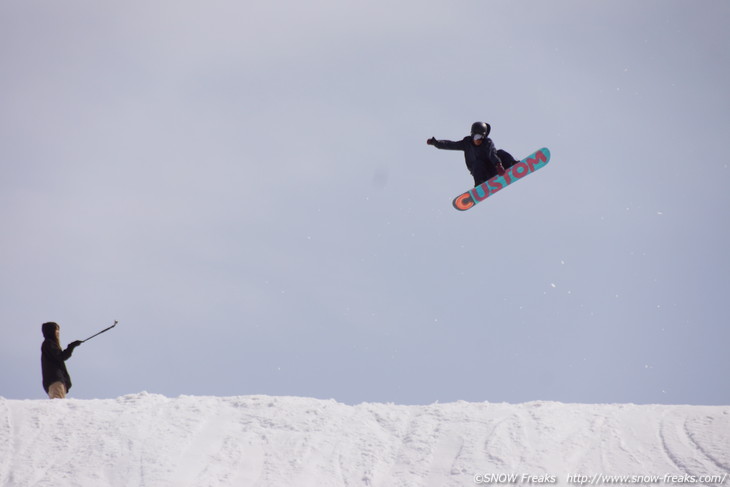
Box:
[659,409,730,480]
[0,394,728,487]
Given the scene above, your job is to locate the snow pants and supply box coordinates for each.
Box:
[497,149,519,169]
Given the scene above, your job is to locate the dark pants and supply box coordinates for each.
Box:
[497,149,519,169]
[473,149,521,186]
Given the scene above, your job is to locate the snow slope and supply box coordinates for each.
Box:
[1,394,728,487]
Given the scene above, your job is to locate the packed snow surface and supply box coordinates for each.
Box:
[1,393,728,486]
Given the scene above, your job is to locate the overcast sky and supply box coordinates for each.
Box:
[2,0,729,405]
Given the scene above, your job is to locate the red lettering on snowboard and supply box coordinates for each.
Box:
[511,162,529,180]
[451,147,550,211]
[525,150,548,171]
[488,178,504,193]
[472,185,490,202]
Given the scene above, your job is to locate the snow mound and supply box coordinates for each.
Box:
[1,394,728,486]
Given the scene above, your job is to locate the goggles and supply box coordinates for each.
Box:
[472,133,485,141]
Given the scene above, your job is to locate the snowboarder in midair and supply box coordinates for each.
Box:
[427,122,519,187]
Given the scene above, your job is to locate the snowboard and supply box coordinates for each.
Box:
[452,147,551,211]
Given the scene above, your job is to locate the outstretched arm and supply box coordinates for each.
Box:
[427,137,467,150]
[42,341,80,363]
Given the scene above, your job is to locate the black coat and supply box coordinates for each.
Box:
[432,136,505,186]
[41,339,75,393]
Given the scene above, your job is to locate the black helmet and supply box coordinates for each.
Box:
[470,121,491,137]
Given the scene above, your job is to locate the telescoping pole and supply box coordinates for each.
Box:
[82,320,119,343]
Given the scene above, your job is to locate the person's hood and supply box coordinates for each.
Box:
[42,322,59,339]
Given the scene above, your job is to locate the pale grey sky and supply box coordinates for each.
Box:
[2,0,729,404]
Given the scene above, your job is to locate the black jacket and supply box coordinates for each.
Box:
[432,136,504,186]
[41,338,75,393]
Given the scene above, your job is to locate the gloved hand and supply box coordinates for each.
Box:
[68,340,83,349]
[427,137,437,146]
[496,163,506,176]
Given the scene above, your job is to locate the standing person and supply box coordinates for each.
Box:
[427,121,520,187]
[41,322,82,399]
